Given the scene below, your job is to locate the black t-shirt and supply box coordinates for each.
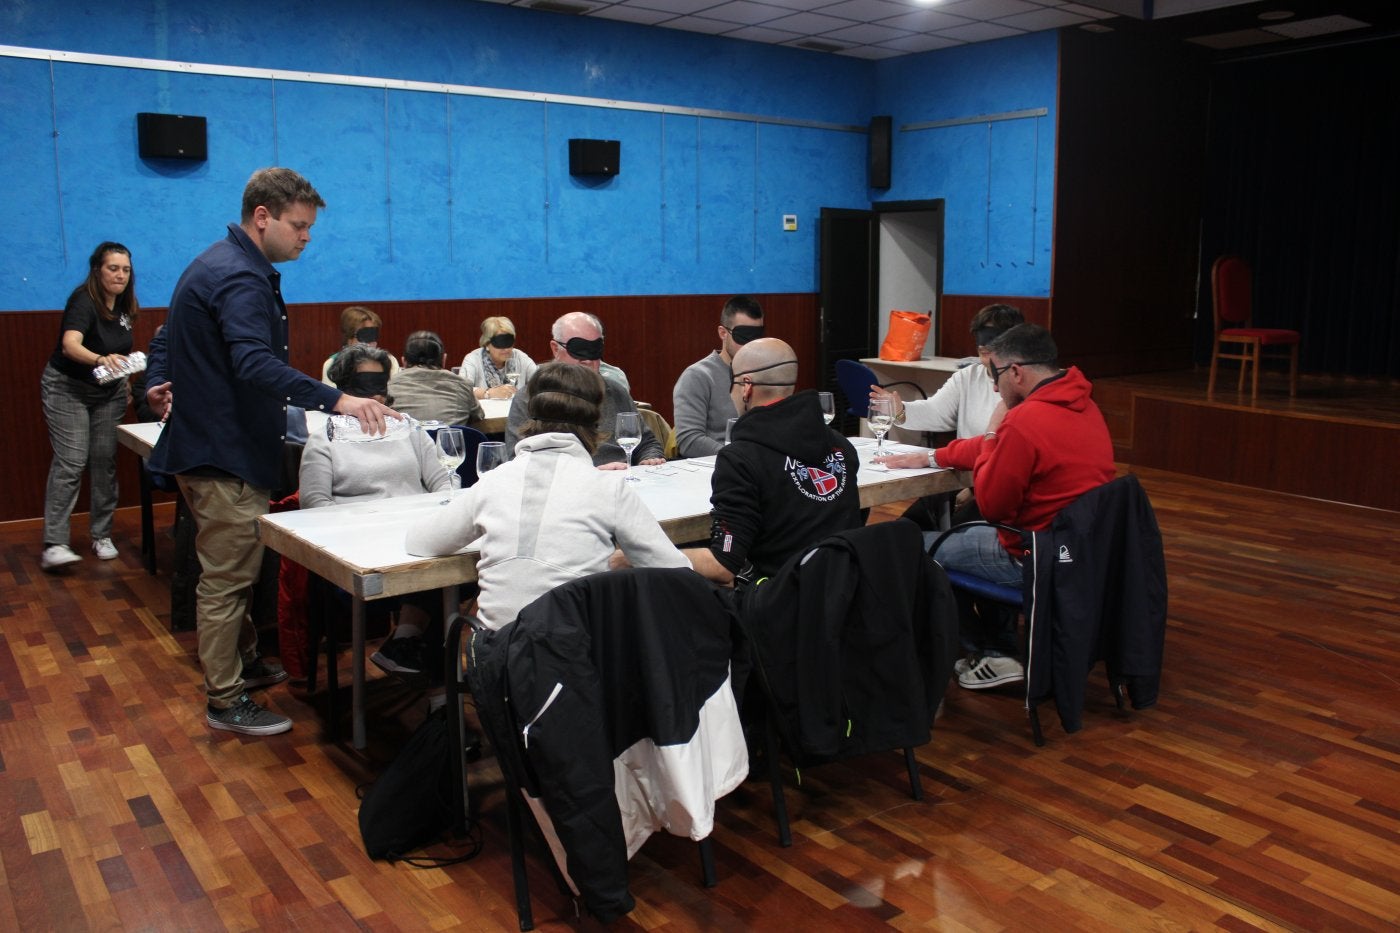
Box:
[48,290,135,385]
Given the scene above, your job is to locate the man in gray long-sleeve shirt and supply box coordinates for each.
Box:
[671,295,764,458]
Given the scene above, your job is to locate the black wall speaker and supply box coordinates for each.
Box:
[137,113,208,161]
[869,115,892,189]
[569,138,620,176]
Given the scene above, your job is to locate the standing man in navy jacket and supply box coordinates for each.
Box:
[146,167,395,736]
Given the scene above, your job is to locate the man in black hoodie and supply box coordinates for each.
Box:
[685,338,862,586]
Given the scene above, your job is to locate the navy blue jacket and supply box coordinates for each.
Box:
[147,224,341,490]
[1023,473,1168,733]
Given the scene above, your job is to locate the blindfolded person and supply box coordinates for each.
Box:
[462,316,536,400]
[672,295,765,458]
[300,343,452,687]
[407,362,689,630]
[504,312,663,468]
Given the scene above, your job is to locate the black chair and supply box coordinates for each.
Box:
[737,520,958,846]
[462,569,744,927]
[928,474,1168,746]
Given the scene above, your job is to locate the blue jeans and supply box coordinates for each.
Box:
[925,526,1023,658]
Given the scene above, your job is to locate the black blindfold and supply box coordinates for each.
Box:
[729,324,765,345]
[974,327,1002,349]
[488,333,516,350]
[343,372,389,398]
[355,326,380,344]
[562,336,604,361]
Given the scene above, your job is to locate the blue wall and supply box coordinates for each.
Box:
[1,0,1056,311]
[875,31,1058,298]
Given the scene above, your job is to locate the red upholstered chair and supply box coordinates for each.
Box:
[1208,255,1300,399]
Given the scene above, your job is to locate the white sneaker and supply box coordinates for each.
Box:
[92,538,119,560]
[957,655,1025,690]
[41,544,83,571]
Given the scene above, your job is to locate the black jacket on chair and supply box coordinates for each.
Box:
[740,519,958,764]
[466,567,745,923]
[1023,473,1168,733]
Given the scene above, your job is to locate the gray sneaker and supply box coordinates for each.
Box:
[207,694,292,735]
[241,656,289,689]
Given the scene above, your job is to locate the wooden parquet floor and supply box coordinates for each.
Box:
[2,466,1398,931]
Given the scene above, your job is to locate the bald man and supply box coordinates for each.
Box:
[685,338,862,586]
[504,311,663,467]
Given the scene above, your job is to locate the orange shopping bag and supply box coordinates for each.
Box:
[879,310,931,361]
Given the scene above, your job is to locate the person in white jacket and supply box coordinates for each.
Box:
[868,303,1025,443]
[406,362,690,630]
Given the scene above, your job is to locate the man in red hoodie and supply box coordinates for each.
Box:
[878,324,1114,690]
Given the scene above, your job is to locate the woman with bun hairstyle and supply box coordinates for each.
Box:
[406,362,688,629]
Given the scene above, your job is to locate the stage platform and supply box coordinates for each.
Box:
[1094,369,1400,512]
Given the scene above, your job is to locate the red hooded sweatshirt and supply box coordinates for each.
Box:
[935,366,1114,556]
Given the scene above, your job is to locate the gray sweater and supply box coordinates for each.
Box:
[672,350,736,458]
[298,426,451,509]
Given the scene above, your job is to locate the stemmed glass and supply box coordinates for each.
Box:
[818,391,835,425]
[475,441,508,479]
[506,370,520,390]
[435,428,465,503]
[868,397,894,457]
[615,412,641,483]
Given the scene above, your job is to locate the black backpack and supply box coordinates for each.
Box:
[358,708,480,866]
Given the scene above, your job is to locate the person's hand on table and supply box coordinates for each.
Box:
[639,457,665,466]
[335,393,398,435]
[146,381,173,420]
[873,451,931,470]
[482,384,515,400]
[597,461,628,471]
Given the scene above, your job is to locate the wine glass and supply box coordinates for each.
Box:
[615,412,641,483]
[818,391,835,426]
[475,441,508,479]
[868,398,894,457]
[506,370,520,389]
[435,427,465,502]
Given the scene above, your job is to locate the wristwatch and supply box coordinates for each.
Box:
[927,450,939,469]
[893,402,907,426]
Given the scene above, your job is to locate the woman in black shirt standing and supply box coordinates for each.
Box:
[39,242,139,571]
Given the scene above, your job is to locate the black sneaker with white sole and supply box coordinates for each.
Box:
[371,635,429,688]
[207,694,292,735]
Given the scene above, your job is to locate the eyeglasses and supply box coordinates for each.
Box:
[987,359,1055,384]
[987,360,1018,385]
